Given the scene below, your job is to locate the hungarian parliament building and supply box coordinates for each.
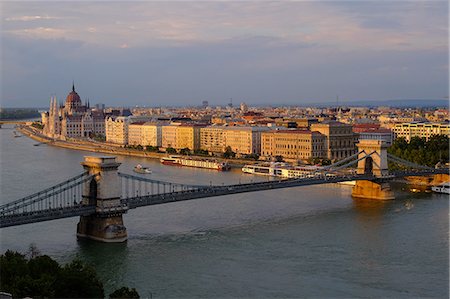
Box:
[41,84,106,139]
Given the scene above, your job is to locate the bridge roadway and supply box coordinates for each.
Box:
[2,168,447,228]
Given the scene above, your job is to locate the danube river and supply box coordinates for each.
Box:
[1,125,448,297]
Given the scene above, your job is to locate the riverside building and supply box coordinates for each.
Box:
[223,126,270,155]
[392,122,450,141]
[261,130,326,162]
[310,121,357,160]
[42,84,106,139]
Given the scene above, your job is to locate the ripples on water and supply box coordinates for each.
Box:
[0,126,448,297]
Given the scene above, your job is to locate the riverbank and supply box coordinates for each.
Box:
[17,125,256,168]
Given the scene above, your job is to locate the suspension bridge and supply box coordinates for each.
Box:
[1,140,448,242]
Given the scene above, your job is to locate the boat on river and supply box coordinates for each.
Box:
[160,155,230,171]
[431,182,450,194]
[133,164,152,174]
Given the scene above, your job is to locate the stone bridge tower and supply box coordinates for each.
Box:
[352,140,394,200]
[77,156,127,242]
[356,139,389,177]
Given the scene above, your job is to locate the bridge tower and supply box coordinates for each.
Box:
[352,140,394,200]
[77,156,127,242]
[356,139,389,177]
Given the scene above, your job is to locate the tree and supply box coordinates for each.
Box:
[166,147,177,154]
[0,249,105,299]
[110,287,140,298]
[54,260,104,298]
[223,146,236,158]
[274,155,284,162]
[179,147,191,155]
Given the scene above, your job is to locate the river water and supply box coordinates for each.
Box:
[0,125,448,298]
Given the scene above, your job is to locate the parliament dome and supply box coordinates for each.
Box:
[65,83,82,108]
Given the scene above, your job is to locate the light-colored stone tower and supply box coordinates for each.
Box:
[352,139,394,200]
[356,139,389,177]
[77,156,128,242]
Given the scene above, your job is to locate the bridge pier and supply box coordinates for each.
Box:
[77,156,127,242]
[352,180,395,200]
[351,140,394,200]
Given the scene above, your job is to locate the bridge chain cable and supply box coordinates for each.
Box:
[387,153,434,170]
[0,172,92,216]
[323,151,364,170]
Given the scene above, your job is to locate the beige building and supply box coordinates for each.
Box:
[175,124,205,151]
[105,116,129,145]
[128,122,162,147]
[200,126,226,153]
[261,130,326,161]
[392,122,450,141]
[161,123,180,148]
[223,126,269,155]
[310,121,357,160]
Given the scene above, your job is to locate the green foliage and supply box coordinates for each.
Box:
[321,158,332,166]
[31,121,44,130]
[179,147,191,155]
[109,286,140,298]
[388,135,449,167]
[194,149,209,156]
[223,146,236,158]
[0,249,105,298]
[274,155,284,162]
[146,145,159,152]
[54,260,104,298]
[0,108,40,120]
[166,147,177,154]
[244,153,260,161]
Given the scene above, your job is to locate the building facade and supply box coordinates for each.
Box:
[392,122,450,141]
[261,130,326,161]
[42,84,105,139]
[310,121,357,160]
[223,126,269,155]
[105,116,129,145]
[175,124,204,151]
[200,126,226,154]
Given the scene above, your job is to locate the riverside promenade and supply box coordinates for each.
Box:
[17,125,254,167]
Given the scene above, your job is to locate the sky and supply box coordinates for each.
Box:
[1,0,448,108]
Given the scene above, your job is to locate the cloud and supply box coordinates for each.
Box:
[5,15,61,21]
[6,27,67,39]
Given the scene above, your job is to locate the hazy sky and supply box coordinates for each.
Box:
[1,1,448,107]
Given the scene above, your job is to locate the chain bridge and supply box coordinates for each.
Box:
[1,140,448,242]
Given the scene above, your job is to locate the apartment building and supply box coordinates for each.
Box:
[105,116,129,145]
[310,121,357,160]
[392,122,450,141]
[128,122,162,147]
[223,126,270,155]
[261,130,326,161]
[175,124,205,151]
[200,126,226,154]
[161,123,180,148]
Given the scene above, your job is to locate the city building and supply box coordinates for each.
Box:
[392,122,450,141]
[128,122,162,147]
[223,126,270,155]
[261,130,326,162]
[161,123,180,149]
[310,121,357,160]
[200,126,226,154]
[105,116,129,145]
[175,124,205,151]
[42,84,105,139]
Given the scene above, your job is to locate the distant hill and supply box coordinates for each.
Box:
[300,99,449,108]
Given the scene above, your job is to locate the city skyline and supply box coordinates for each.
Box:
[2,1,448,107]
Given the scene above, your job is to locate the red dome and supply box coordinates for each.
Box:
[65,83,82,108]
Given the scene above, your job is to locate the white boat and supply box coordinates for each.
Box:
[242,163,323,178]
[160,155,230,171]
[133,164,152,174]
[431,182,450,194]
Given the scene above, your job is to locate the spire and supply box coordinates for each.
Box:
[72,81,75,92]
